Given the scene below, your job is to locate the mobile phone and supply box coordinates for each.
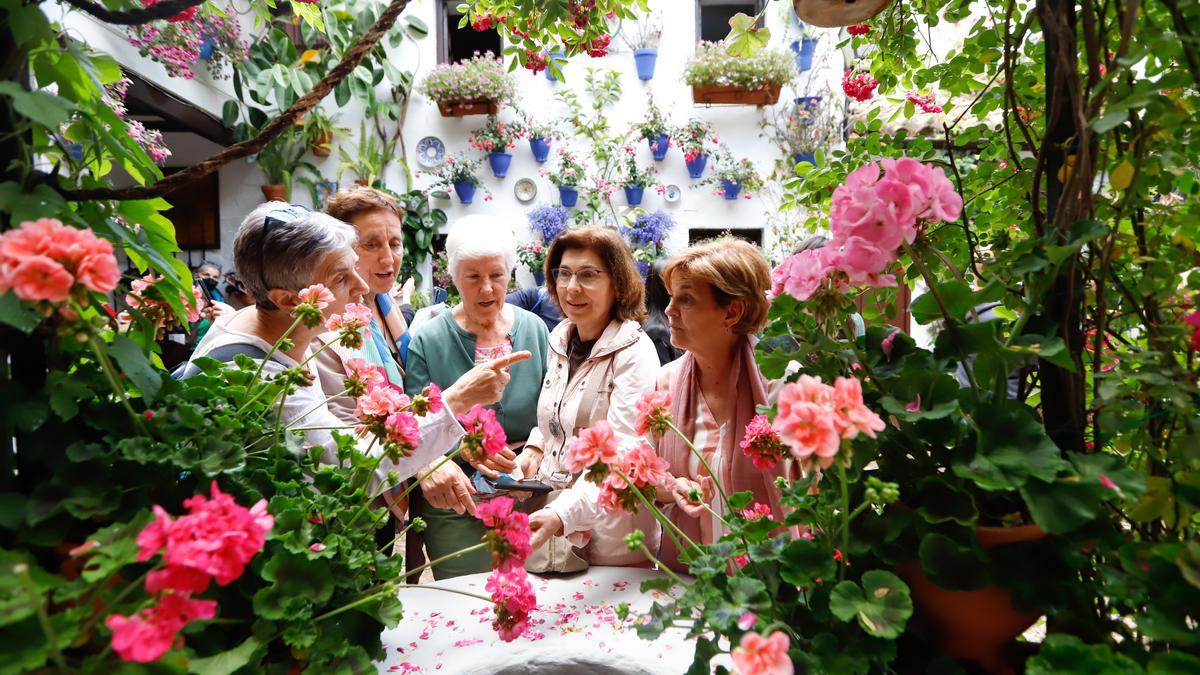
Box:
[195,275,215,304]
[493,476,554,494]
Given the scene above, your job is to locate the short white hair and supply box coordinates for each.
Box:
[445,215,516,280]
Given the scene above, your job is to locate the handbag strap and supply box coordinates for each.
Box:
[573,352,617,432]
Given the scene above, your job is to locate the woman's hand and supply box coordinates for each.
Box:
[467,445,517,478]
[201,301,234,322]
[419,461,477,515]
[528,508,563,550]
[441,351,533,413]
[669,477,709,519]
[513,447,544,481]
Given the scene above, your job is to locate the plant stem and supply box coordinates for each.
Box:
[287,388,350,429]
[17,564,66,671]
[637,541,687,586]
[396,583,492,604]
[904,243,979,393]
[378,516,425,554]
[251,315,303,383]
[837,463,850,580]
[664,420,730,509]
[392,542,489,586]
[87,335,148,435]
[615,467,698,553]
[385,447,465,505]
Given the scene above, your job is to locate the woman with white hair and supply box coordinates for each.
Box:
[184,203,529,492]
[404,215,550,579]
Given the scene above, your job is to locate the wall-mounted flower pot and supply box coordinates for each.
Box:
[559,185,579,207]
[634,48,658,81]
[436,99,500,117]
[648,133,669,161]
[532,271,545,287]
[488,152,513,178]
[721,179,741,200]
[692,83,782,106]
[311,132,333,157]
[790,38,818,72]
[793,152,817,168]
[453,180,477,204]
[795,96,823,113]
[685,153,708,179]
[899,524,1048,674]
[529,137,552,163]
[545,51,566,81]
[64,142,84,161]
[624,185,645,205]
[354,178,370,186]
[261,184,287,202]
[198,37,216,61]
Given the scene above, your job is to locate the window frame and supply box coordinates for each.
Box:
[695,0,766,43]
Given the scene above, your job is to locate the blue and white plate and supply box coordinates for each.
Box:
[416,136,446,168]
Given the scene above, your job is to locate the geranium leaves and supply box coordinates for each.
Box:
[780,538,837,588]
[724,13,770,58]
[829,571,913,639]
[954,400,1069,491]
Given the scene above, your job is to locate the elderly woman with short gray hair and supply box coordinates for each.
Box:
[184,203,527,492]
[404,215,550,579]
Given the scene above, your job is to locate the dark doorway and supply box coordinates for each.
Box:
[439,2,502,63]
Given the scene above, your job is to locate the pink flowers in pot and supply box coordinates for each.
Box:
[772,375,884,470]
[0,217,120,305]
[106,482,273,663]
[771,157,963,302]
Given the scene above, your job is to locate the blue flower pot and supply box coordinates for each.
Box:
[790,38,818,72]
[633,48,658,81]
[64,143,84,161]
[624,185,645,205]
[532,271,546,287]
[559,185,579,207]
[648,133,669,161]
[545,51,566,81]
[488,152,513,178]
[199,37,216,61]
[721,179,742,200]
[529,137,551,163]
[453,180,477,204]
[795,96,823,113]
[685,153,708,179]
[793,153,817,169]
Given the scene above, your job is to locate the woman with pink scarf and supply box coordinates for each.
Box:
[649,237,789,571]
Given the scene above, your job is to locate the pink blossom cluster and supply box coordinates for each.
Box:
[325,302,372,349]
[772,375,884,470]
[0,217,120,305]
[523,50,548,73]
[486,565,537,642]
[458,404,508,462]
[420,54,516,106]
[741,502,773,520]
[127,24,203,80]
[106,482,273,662]
[732,630,793,675]
[565,420,620,475]
[353,379,423,461]
[634,390,673,439]
[475,496,532,571]
[771,157,963,301]
[739,415,788,470]
[597,442,671,515]
[125,273,206,328]
[906,90,944,114]
[842,69,879,102]
[847,23,872,36]
[343,357,386,396]
[586,33,612,57]
[1186,311,1200,351]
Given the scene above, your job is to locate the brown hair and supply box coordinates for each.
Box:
[544,227,647,323]
[662,237,771,335]
[323,186,403,225]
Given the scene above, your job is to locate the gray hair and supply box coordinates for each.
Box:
[233,201,357,306]
[445,215,516,280]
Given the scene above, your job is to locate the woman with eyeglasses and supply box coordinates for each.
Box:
[183,203,528,491]
[403,215,550,579]
[519,227,661,570]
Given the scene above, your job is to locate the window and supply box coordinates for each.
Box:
[696,0,764,43]
[438,1,501,63]
[687,228,763,247]
[163,170,220,251]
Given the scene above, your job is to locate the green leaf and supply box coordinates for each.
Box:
[1020,477,1103,533]
[108,335,163,403]
[779,538,837,587]
[0,292,44,334]
[687,635,721,675]
[915,477,978,526]
[723,13,770,58]
[188,637,262,675]
[1027,635,1143,674]
[1091,109,1129,133]
[828,570,912,638]
[0,82,77,127]
[404,16,429,38]
[910,281,976,325]
[953,401,1069,490]
[918,532,988,589]
[222,100,239,128]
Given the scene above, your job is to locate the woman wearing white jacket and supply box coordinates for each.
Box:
[515,227,661,568]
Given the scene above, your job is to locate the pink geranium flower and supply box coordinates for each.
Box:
[619,442,671,491]
[739,415,788,470]
[106,592,216,663]
[635,390,673,438]
[565,420,619,473]
[831,377,886,440]
[486,567,537,642]
[476,496,533,572]
[409,382,443,416]
[10,255,73,303]
[773,382,842,470]
[458,404,508,460]
[731,630,793,675]
[384,411,421,456]
[356,385,410,420]
[343,357,386,396]
[297,284,334,309]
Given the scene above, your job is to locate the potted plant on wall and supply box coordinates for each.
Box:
[517,240,548,285]
[302,107,342,158]
[790,23,821,72]
[618,145,657,206]
[418,53,516,117]
[254,125,315,201]
[634,95,672,161]
[126,2,249,80]
[671,118,718,179]
[619,209,675,277]
[685,40,794,106]
[468,115,524,178]
[336,122,390,187]
[543,149,586,207]
[423,153,488,205]
[765,93,840,169]
[522,117,560,164]
[698,155,762,200]
[619,12,663,81]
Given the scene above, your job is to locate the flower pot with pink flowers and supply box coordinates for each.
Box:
[424,153,489,204]
[671,118,718,179]
[469,115,525,178]
[633,95,672,161]
[618,146,657,206]
[419,54,516,117]
[685,41,793,106]
[696,155,762,200]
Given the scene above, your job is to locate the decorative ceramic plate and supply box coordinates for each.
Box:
[663,184,682,203]
[416,136,446,168]
[514,178,537,203]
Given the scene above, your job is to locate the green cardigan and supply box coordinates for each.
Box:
[404,306,549,447]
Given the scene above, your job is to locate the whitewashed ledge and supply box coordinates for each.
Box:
[376,567,724,675]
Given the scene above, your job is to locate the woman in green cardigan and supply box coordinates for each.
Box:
[404,215,550,579]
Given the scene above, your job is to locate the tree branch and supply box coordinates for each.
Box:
[54,0,412,202]
[55,0,209,26]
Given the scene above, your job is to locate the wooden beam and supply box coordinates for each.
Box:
[123,73,233,146]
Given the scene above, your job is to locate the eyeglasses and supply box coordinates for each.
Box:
[551,267,606,288]
[258,204,309,306]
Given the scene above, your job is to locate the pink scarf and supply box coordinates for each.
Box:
[656,336,788,571]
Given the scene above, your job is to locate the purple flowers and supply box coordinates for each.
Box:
[527,205,571,244]
[622,210,675,247]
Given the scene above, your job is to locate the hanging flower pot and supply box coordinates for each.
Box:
[685,153,708,179]
[545,51,566,81]
[624,185,645,206]
[633,48,659,81]
[436,99,501,117]
[453,180,477,205]
[790,38,818,72]
[529,137,552,163]
[354,178,370,187]
[721,179,742,200]
[795,96,823,113]
[260,184,287,202]
[691,84,782,106]
[311,131,333,158]
[198,36,216,61]
[64,142,84,161]
[559,185,579,207]
[648,133,670,161]
[488,152,513,178]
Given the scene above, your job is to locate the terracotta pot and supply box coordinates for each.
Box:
[311,131,333,157]
[436,98,500,117]
[354,178,370,186]
[692,83,782,107]
[899,524,1046,674]
[260,184,287,202]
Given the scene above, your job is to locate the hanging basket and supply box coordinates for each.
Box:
[692,84,782,107]
[792,0,893,28]
[436,98,501,117]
